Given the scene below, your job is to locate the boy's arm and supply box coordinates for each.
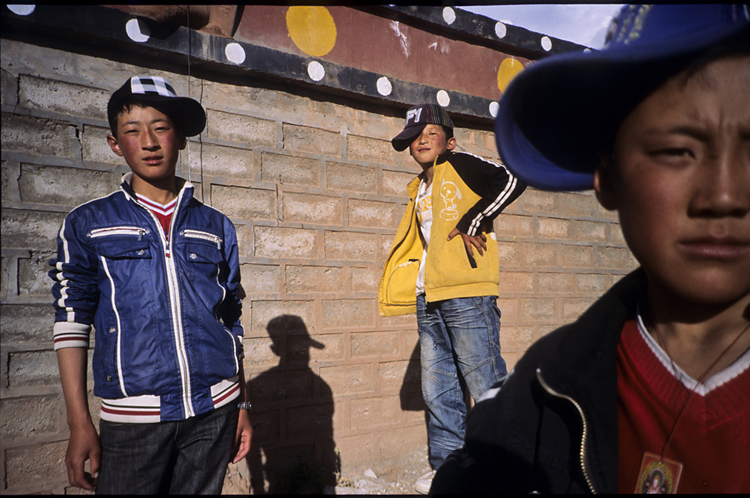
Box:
[450,153,527,256]
[220,220,244,336]
[50,213,101,489]
[50,214,100,337]
[453,153,527,236]
[57,347,100,491]
[232,361,252,463]
[220,219,252,463]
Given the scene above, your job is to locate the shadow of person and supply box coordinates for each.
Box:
[246,315,340,494]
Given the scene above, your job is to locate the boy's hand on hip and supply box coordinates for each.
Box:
[66,421,100,490]
[448,228,487,257]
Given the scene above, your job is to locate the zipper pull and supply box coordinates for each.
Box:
[138,228,144,241]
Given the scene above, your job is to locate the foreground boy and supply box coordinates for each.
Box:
[432,4,749,494]
[379,104,526,493]
[50,76,252,494]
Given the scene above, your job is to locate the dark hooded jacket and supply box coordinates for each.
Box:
[431,269,648,494]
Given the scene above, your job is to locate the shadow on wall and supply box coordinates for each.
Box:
[246,315,339,494]
[400,340,428,415]
[401,340,430,463]
[401,339,474,463]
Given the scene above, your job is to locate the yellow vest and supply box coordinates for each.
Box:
[379,158,500,317]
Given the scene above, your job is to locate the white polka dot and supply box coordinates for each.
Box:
[126,19,150,43]
[377,76,392,96]
[436,90,450,107]
[495,22,507,39]
[489,101,499,118]
[225,43,245,64]
[7,5,35,15]
[308,61,325,82]
[442,7,456,25]
[541,36,552,52]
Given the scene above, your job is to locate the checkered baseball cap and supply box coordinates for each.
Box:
[392,104,454,152]
[107,76,206,137]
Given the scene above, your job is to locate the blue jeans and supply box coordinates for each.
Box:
[416,295,507,469]
[96,403,238,494]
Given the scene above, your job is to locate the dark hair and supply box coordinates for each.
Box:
[441,125,454,141]
[108,97,184,138]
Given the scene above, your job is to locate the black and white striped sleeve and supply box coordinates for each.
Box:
[453,152,527,236]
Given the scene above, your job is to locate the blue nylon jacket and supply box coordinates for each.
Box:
[50,174,244,421]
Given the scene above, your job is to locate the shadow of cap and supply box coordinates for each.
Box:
[267,314,325,349]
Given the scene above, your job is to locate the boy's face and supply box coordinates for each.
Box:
[595,55,750,307]
[107,105,186,187]
[409,124,456,169]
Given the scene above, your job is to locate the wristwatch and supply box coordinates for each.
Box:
[237,401,252,410]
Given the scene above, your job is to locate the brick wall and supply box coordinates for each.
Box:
[1,23,637,497]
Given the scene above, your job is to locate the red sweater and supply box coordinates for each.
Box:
[136,193,176,237]
[617,319,750,493]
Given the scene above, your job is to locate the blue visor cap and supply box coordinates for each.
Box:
[495,4,750,192]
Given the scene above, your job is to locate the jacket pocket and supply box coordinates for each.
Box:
[181,238,226,318]
[385,259,420,304]
[180,230,224,268]
[184,241,223,265]
[89,226,152,259]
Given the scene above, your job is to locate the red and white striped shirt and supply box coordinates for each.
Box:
[136,193,176,238]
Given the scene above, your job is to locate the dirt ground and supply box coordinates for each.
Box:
[222,443,432,495]
[328,446,432,495]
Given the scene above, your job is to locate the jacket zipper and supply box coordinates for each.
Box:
[181,229,222,249]
[89,226,147,240]
[134,192,195,419]
[536,368,597,494]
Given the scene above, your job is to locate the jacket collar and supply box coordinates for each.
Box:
[408,151,457,197]
[537,268,647,494]
[538,268,646,387]
[436,150,454,165]
[120,173,195,203]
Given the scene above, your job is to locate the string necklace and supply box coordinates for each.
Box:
[635,311,750,494]
[654,319,750,458]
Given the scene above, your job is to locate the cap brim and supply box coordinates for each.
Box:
[391,123,426,151]
[135,95,207,137]
[495,18,749,191]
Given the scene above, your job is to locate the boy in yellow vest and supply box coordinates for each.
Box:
[379,104,526,493]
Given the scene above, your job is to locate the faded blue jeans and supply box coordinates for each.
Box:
[96,403,238,494]
[416,294,507,469]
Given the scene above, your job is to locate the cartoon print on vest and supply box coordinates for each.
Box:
[440,179,461,221]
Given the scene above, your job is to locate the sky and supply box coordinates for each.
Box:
[458,4,625,48]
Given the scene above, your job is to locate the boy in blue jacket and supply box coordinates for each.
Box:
[432,4,749,494]
[50,76,252,494]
